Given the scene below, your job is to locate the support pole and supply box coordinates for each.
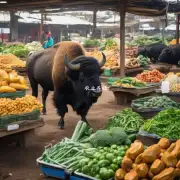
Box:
[9,11,18,42]
[40,13,43,43]
[92,8,97,38]
[176,14,180,44]
[119,2,126,77]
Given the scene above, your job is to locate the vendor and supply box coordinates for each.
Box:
[43,31,54,49]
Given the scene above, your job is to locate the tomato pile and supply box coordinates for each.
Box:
[136,69,165,83]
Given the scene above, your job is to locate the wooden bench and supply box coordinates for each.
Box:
[109,86,158,105]
[0,118,44,148]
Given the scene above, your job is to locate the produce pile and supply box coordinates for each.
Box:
[126,35,169,47]
[132,96,179,109]
[141,109,180,139]
[99,38,118,51]
[86,50,119,69]
[0,69,28,93]
[105,108,144,133]
[125,58,140,69]
[25,41,43,51]
[40,121,136,180]
[0,95,42,116]
[112,77,146,88]
[136,69,165,83]
[115,138,180,180]
[0,44,29,58]
[170,84,180,93]
[0,54,26,69]
[137,55,150,67]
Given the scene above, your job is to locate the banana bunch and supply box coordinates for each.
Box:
[0,95,43,116]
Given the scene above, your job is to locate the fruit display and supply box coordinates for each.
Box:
[132,96,179,109]
[25,41,43,51]
[104,108,144,133]
[141,109,180,140]
[136,69,165,83]
[125,58,140,69]
[0,95,42,116]
[0,69,28,92]
[112,77,146,88]
[115,138,180,180]
[170,84,180,92]
[0,54,26,68]
[137,55,150,67]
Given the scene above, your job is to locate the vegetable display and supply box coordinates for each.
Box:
[115,138,180,180]
[25,41,43,51]
[41,137,129,180]
[40,121,133,180]
[0,44,29,58]
[136,69,165,83]
[104,108,144,133]
[112,77,146,88]
[125,58,140,69]
[0,54,26,69]
[0,95,42,116]
[141,109,180,139]
[132,96,179,109]
[170,84,180,92]
[137,55,150,67]
[0,69,28,92]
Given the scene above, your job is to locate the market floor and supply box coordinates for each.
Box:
[0,84,126,180]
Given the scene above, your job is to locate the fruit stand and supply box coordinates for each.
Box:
[0,67,44,148]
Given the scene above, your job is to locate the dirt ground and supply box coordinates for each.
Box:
[0,84,126,180]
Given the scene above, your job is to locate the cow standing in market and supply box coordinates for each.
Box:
[26,41,106,129]
[137,43,167,63]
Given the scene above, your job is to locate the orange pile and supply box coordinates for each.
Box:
[136,69,165,83]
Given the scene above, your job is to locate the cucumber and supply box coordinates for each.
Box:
[127,134,137,142]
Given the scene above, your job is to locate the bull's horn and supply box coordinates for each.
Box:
[99,52,106,68]
[64,55,80,70]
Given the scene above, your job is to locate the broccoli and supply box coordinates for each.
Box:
[80,128,128,147]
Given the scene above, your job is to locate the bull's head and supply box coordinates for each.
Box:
[64,52,106,104]
[158,48,172,64]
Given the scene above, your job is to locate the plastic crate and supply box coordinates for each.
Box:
[37,157,67,179]
[0,110,40,128]
[0,90,26,99]
[70,172,113,180]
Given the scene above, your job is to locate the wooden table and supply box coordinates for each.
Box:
[0,118,44,148]
[109,86,159,105]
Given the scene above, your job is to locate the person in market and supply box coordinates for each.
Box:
[43,31,54,49]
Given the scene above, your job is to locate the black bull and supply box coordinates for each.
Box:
[26,47,106,129]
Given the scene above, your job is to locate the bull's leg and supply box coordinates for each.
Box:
[53,92,68,129]
[42,89,49,115]
[29,78,38,97]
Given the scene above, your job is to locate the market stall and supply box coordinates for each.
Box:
[0,68,44,148]
[108,70,165,105]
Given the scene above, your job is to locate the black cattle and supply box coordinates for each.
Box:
[26,41,106,129]
[136,43,167,63]
[158,44,180,65]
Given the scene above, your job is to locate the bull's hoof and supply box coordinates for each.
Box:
[43,111,47,115]
[58,120,64,129]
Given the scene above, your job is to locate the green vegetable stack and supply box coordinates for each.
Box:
[105,108,144,133]
[132,96,179,109]
[141,108,180,139]
[137,55,150,67]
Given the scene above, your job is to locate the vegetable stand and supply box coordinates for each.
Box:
[109,85,159,105]
[0,118,44,148]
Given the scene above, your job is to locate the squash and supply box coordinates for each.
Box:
[124,169,138,180]
[0,69,9,82]
[158,138,171,149]
[152,167,175,180]
[9,83,28,90]
[161,152,177,167]
[126,140,144,160]
[0,86,16,93]
[9,73,19,83]
[135,163,149,178]
[115,168,127,180]
[150,159,165,175]
[121,156,133,172]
